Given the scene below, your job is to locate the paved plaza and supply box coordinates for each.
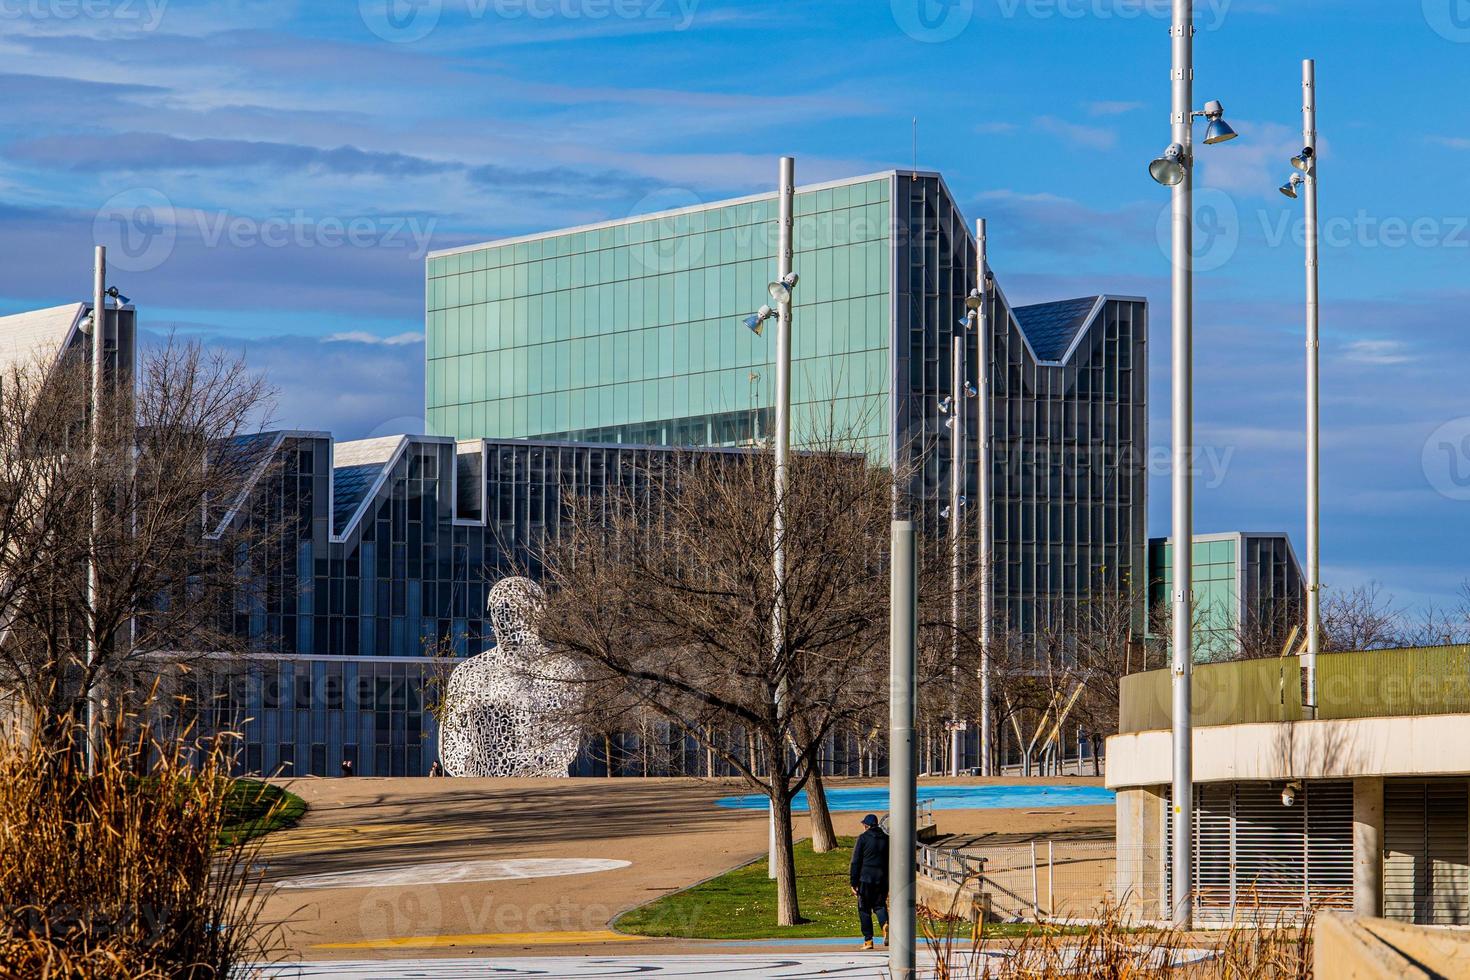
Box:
[258,776,1113,964]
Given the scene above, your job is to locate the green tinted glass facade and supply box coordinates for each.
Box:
[1148,532,1305,661]
[425,176,894,458]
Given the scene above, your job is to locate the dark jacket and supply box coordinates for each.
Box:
[850,826,889,888]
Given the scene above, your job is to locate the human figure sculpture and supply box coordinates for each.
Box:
[437,577,580,778]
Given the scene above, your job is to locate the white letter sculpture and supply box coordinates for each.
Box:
[438,577,581,778]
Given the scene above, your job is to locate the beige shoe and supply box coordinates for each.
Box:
[861,940,874,951]
[882,923,889,946]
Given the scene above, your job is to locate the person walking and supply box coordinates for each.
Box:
[850,813,889,950]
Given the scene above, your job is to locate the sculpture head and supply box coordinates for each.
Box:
[487,576,544,654]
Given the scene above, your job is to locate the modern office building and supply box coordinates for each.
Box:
[424,170,1151,645]
[1147,532,1306,661]
[197,431,762,777]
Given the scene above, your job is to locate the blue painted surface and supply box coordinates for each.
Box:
[715,785,1115,813]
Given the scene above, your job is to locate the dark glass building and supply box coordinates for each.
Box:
[197,432,740,777]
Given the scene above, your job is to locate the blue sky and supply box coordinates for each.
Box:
[1,0,1467,610]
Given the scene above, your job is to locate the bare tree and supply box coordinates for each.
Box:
[0,338,273,742]
[531,444,949,926]
[1320,583,1406,653]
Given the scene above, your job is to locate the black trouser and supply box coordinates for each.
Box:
[856,880,889,942]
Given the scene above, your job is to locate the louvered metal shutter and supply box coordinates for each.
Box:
[1384,780,1470,925]
[1165,781,1353,924]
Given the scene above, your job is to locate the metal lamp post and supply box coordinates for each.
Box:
[743,156,798,878]
[889,520,917,980]
[1280,60,1321,715]
[1147,0,1239,930]
[975,219,993,777]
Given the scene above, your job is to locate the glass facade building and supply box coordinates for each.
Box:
[198,433,727,777]
[426,170,1151,646]
[1148,532,1306,661]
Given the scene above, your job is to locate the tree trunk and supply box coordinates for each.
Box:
[771,789,805,926]
[807,766,838,853]
[603,734,614,777]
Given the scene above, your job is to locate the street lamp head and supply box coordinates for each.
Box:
[1200,100,1238,145]
[1279,173,1305,200]
[743,305,775,336]
[767,272,799,305]
[1291,146,1315,172]
[964,288,983,312]
[105,285,131,306]
[1149,143,1187,186]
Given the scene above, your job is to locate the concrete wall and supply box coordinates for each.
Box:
[1114,786,1164,922]
[1106,714,1470,789]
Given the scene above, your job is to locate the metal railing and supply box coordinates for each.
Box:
[917,840,987,886]
[882,798,935,836]
[1119,644,1470,734]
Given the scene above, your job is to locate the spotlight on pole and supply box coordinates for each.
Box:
[1291,146,1315,172]
[1149,143,1187,186]
[938,395,953,415]
[1200,100,1239,144]
[743,305,776,336]
[1280,173,1305,199]
[964,381,978,399]
[964,288,983,312]
[105,285,131,306]
[767,272,799,305]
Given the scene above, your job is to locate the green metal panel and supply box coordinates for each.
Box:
[1317,646,1470,720]
[1118,657,1304,734]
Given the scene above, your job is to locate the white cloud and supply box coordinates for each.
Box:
[324,331,424,346]
[1085,100,1143,117]
[1341,339,1414,366]
[1033,115,1117,152]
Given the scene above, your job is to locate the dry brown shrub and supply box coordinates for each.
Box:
[0,705,280,978]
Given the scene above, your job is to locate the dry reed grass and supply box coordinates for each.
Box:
[922,893,1314,977]
[0,706,280,978]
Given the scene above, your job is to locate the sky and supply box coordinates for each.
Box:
[0,0,1467,611]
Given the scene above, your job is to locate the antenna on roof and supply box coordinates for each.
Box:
[912,118,918,180]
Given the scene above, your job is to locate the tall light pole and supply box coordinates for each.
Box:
[1147,0,1239,929]
[744,157,799,878]
[1280,61,1320,715]
[888,520,917,980]
[83,246,107,776]
[943,334,971,777]
[975,220,993,777]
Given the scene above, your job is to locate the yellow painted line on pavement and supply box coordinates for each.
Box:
[314,930,642,950]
